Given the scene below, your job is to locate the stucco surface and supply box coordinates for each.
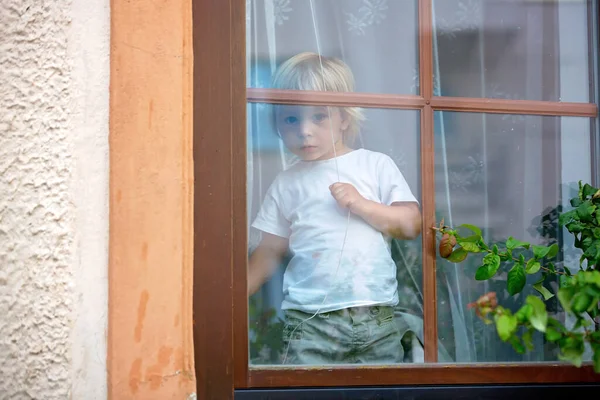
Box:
[0,0,109,398]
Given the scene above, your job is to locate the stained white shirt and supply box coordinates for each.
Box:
[252,149,418,313]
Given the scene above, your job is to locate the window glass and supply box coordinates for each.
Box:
[247,102,422,366]
[435,111,593,362]
[433,0,593,102]
[247,0,419,95]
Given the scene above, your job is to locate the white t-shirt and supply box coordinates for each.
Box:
[252,148,418,313]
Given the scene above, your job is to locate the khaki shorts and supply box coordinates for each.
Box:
[282,305,404,365]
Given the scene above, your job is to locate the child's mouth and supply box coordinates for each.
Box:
[301,145,317,152]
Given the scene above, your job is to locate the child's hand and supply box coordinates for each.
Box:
[329,182,367,212]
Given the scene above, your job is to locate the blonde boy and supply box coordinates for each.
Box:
[248,52,421,364]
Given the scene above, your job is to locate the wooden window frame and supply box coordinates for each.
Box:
[193,0,600,398]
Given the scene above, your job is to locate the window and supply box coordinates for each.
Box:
[193,0,600,397]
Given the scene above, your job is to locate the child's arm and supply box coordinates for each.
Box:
[248,233,289,296]
[330,183,422,240]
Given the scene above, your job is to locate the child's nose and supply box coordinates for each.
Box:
[298,121,313,137]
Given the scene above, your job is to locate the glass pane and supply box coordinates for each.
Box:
[433,0,594,102]
[246,0,419,95]
[247,102,422,366]
[434,111,593,362]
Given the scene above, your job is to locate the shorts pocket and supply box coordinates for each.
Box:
[371,306,394,326]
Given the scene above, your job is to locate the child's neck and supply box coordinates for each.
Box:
[331,145,352,158]
[302,144,353,162]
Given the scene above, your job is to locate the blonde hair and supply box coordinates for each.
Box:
[271,52,365,142]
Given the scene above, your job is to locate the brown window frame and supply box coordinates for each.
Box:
[193,1,600,398]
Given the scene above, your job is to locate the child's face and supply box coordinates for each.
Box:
[275,105,350,161]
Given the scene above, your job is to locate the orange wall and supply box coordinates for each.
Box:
[109,0,195,398]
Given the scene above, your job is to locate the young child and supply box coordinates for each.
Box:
[248,52,421,365]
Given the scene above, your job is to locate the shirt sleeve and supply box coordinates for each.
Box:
[378,155,419,206]
[251,182,292,238]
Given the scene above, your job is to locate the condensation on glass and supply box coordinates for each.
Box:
[247,102,422,365]
[434,112,593,362]
[246,0,419,95]
[432,0,593,102]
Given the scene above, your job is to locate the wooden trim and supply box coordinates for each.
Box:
[244,89,600,118]
[108,0,195,398]
[430,96,598,117]
[420,106,438,362]
[247,364,600,387]
[590,0,600,187]
[230,0,600,392]
[232,0,250,390]
[246,88,426,109]
[418,0,438,362]
[419,0,434,100]
[192,1,243,399]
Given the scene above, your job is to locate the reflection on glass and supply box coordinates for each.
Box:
[434,111,592,362]
[246,0,418,94]
[433,0,594,102]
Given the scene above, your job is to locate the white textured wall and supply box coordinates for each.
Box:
[0,0,109,399]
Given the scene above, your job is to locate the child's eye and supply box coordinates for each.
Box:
[313,113,328,123]
[284,116,299,125]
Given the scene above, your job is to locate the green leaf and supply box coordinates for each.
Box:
[573,318,591,330]
[587,300,600,317]
[545,327,562,342]
[459,241,481,253]
[547,244,559,259]
[557,287,575,313]
[509,336,526,354]
[483,253,501,273]
[522,329,534,351]
[566,221,586,233]
[514,304,533,323]
[576,201,595,222]
[447,247,468,263]
[533,282,554,300]
[473,258,502,281]
[582,183,597,198]
[507,264,527,295]
[559,275,573,289]
[492,244,499,255]
[559,350,583,369]
[459,235,481,243]
[571,292,593,314]
[559,210,577,226]
[506,237,530,250]
[525,259,541,274]
[526,295,548,332]
[579,270,600,286]
[570,197,583,207]
[532,245,551,260]
[558,337,585,368]
[475,265,492,281]
[458,224,482,237]
[496,314,518,341]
